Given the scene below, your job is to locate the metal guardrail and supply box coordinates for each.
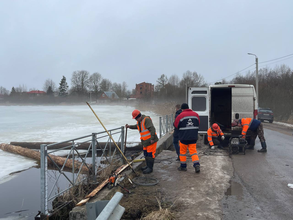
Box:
[39,114,173,217]
[159,114,174,138]
[40,126,125,217]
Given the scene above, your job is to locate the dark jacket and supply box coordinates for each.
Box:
[174,109,200,144]
[173,109,182,139]
[239,118,261,132]
[128,115,159,147]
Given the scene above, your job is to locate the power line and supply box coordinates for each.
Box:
[259,55,293,67]
[209,63,255,84]
[209,53,293,85]
[259,53,293,64]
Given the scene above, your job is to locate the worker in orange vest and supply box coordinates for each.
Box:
[236,118,267,152]
[126,110,159,174]
[207,123,225,149]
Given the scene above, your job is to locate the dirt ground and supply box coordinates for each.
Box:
[106,141,233,220]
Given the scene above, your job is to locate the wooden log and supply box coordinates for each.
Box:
[0,143,90,173]
[9,142,142,151]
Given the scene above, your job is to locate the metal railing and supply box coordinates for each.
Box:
[159,114,174,138]
[39,114,173,217]
[40,126,125,217]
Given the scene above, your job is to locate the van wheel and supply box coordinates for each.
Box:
[269,120,273,123]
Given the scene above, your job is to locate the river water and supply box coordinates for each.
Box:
[0,104,160,219]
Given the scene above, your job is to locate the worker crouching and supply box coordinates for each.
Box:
[126,110,159,174]
[174,103,201,173]
[207,123,225,149]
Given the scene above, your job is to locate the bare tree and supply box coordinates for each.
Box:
[71,70,90,95]
[112,82,122,97]
[100,78,112,91]
[0,86,9,95]
[156,74,168,91]
[43,79,56,92]
[168,74,180,87]
[121,81,128,98]
[14,85,28,92]
[180,71,205,88]
[89,72,102,93]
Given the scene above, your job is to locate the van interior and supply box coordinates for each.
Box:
[210,87,232,132]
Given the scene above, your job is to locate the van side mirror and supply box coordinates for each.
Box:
[235,113,239,119]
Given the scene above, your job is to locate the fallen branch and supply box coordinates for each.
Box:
[76,162,132,206]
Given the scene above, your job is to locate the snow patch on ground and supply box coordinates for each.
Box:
[274,121,293,128]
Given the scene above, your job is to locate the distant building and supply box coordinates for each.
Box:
[100,91,119,100]
[135,82,154,99]
[27,90,46,96]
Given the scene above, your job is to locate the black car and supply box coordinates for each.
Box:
[258,108,274,123]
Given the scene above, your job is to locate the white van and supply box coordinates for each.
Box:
[187,84,258,144]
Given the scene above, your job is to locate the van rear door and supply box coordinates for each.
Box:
[187,87,209,134]
[232,87,254,119]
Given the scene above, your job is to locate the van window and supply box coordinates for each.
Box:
[192,97,206,111]
[191,91,207,94]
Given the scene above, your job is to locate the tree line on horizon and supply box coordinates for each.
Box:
[0,65,292,121]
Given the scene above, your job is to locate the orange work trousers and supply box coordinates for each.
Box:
[143,142,157,158]
[179,141,199,165]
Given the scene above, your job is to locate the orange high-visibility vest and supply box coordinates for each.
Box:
[137,117,151,140]
[240,118,253,136]
[207,127,224,146]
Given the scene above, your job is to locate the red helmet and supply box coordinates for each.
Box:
[212,123,219,130]
[132,109,141,119]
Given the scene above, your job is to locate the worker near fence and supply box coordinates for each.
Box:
[207,123,225,149]
[126,110,159,174]
[174,103,201,173]
[173,104,182,161]
[235,118,267,153]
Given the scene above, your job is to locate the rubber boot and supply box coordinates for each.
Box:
[141,158,148,171]
[258,142,267,153]
[178,166,187,171]
[194,163,200,173]
[143,157,154,174]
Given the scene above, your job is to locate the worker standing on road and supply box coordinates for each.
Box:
[174,103,201,173]
[173,104,182,161]
[126,110,159,174]
[207,123,225,149]
[236,118,267,153]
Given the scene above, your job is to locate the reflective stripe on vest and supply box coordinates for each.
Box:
[179,126,199,130]
[137,117,151,140]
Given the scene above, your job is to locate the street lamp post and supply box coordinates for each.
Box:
[248,53,259,105]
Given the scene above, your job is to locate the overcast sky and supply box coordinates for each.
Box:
[0,0,292,91]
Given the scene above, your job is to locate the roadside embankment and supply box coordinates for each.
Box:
[69,133,233,220]
[69,132,174,219]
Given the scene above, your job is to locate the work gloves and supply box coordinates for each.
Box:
[221,136,225,140]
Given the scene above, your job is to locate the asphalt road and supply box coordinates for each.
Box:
[222,122,293,220]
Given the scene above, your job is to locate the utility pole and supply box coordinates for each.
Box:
[248,53,259,106]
